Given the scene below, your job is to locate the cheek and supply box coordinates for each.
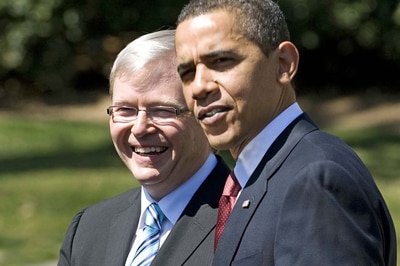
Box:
[110,123,130,147]
[172,120,203,146]
[188,126,209,155]
[109,121,119,141]
[183,89,195,111]
[220,73,251,108]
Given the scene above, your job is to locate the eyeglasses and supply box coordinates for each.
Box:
[107,105,189,124]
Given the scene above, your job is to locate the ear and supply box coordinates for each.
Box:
[277,41,299,85]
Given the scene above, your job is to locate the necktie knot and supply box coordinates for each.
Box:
[222,172,241,197]
[144,203,164,231]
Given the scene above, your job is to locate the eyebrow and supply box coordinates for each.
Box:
[177,50,237,72]
[113,99,184,108]
[177,61,193,73]
[204,50,236,59]
[112,101,132,106]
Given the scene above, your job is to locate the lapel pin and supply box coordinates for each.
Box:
[242,200,251,208]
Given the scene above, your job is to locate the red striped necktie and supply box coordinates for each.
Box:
[214,171,241,251]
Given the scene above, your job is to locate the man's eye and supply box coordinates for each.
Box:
[215,57,229,63]
[213,57,235,67]
[152,108,175,117]
[116,107,135,115]
[179,70,195,83]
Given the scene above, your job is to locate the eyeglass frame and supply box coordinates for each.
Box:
[107,105,190,124]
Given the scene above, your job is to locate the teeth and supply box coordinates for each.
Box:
[134,147,167,154]
[205,109,220,117]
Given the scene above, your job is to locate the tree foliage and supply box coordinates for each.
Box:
[279,0,400,93]
[0,0,399,103]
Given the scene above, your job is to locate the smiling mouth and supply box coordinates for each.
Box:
[133,147,168,155]
[198,107,230,120]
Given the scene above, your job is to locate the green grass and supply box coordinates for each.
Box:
[0,117,136,265]
[0,116,399,265]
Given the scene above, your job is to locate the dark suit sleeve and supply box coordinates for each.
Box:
[274,161,389,265]
[57,209,86,266]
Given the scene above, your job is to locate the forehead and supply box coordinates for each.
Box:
[175,10,248,59]
[112,62,184,103]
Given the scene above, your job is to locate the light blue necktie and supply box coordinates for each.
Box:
[130,203,165,266]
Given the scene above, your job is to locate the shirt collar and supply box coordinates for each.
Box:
[141,153,217,225]
[234,102,303,188]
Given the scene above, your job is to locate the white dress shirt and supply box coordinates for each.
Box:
[125,153,217,265]
[234,102,303,190]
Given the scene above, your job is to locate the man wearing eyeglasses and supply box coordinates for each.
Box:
[57,30,230,266]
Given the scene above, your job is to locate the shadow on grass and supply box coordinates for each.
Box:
[1,125,398,182]
[0,144,122,175]
[342,127,399,149]
[0,145,235,176]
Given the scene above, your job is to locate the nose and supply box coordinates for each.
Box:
[130,111,157,137]
[191,65,218,100]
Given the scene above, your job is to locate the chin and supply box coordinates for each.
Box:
[135,176,157,185]
[207,136,230,151]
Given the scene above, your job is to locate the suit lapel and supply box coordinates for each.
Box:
[214,114,318,263]
[103,190,141,266]
[153,203,217,265]
[152,157,230,265]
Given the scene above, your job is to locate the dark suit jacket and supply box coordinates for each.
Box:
[213,114,396,266]
[58,156,230,266]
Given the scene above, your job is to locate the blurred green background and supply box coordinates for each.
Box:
[1,0,399,102]
[0,0,399,265]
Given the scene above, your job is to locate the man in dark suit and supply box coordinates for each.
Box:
[57,30,230,266]
[175,0,397,265]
